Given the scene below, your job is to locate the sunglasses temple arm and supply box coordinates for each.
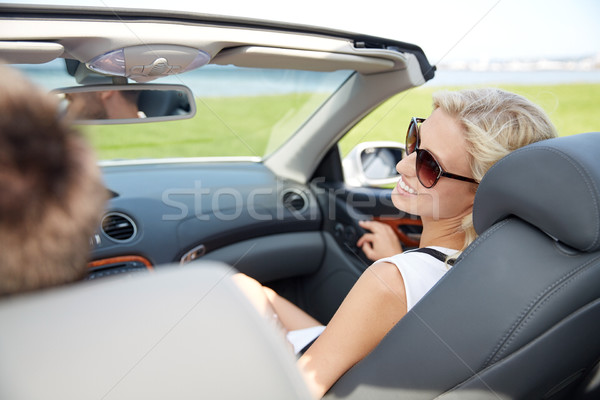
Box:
[441,171,479,184]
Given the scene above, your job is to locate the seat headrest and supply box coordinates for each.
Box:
[473,132,600,252]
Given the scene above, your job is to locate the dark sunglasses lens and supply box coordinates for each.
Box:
[406,119,418,154]
[416,150,440,188]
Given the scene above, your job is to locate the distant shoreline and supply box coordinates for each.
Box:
[437,54,600,72]
[426,69,600,87]
[17,59,600,93]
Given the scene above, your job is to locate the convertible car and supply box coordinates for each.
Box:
[0,3,599,400]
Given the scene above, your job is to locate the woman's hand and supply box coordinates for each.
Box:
[356,220,403,261]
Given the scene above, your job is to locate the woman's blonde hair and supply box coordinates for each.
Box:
[432,88,558,252]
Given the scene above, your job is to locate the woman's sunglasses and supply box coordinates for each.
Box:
[406,117,479,188]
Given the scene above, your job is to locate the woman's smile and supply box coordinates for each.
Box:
[395,176,417,196]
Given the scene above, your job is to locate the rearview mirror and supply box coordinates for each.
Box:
[54,84,196,124]
[343,141,404,187]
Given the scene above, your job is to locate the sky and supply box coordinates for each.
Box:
[7,0,600,64]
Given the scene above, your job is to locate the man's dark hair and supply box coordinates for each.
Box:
[0,65,107,296]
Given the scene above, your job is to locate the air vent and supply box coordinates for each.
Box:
[101,212,137,242]
[282,188,308,213]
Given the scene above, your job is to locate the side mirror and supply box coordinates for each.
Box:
[53,84,196,124]
[342,141,404,187]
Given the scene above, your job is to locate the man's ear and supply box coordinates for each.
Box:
[100,90,115,101]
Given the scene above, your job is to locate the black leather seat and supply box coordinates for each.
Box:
[327,132,600,399]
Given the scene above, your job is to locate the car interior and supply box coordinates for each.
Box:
[0,4,599,400]
[1,3,432,324]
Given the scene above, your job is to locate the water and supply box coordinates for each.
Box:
[427,68,600,87]
[15,59,600,96]
[14,60,352,97]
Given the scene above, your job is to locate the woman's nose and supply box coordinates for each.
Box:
[396,151,416,175]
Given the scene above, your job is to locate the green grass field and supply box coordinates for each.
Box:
[339,83,600,155]
[82,93,323,159]
[82,83,600,160]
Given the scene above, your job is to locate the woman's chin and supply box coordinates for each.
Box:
[391,188,418,214]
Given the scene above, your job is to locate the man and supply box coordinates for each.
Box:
[0,65,107,296]
[66,89,143,120]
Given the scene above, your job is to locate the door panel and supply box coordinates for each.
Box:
[373,216,422,248]
[312,182,422,263]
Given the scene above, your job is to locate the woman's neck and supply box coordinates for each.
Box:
[419,213,469,250]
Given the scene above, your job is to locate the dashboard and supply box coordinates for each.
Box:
[90,161,321,269]
[85,159,420,323]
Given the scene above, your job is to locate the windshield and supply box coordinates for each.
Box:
[16,60,353,161]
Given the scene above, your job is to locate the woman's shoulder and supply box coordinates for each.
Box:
[375,246,457,274]
[384,246,456,262]
[374,247,457,310]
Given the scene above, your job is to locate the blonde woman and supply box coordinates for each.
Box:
[234,88,558,398]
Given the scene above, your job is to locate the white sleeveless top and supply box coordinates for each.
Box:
[287,247,456,354]
[374,246,456,311]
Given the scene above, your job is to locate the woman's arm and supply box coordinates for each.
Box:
[297,261,407,398]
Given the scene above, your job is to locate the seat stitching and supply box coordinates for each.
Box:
[539,147,600,251]
[438,298,600,399]
[491,255,600,363]
[478,145,600,251]
[456,219,510,262]
[472,142,600,366]
[484,254,600,367]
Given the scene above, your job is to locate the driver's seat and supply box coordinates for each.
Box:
[327,132,600,399]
